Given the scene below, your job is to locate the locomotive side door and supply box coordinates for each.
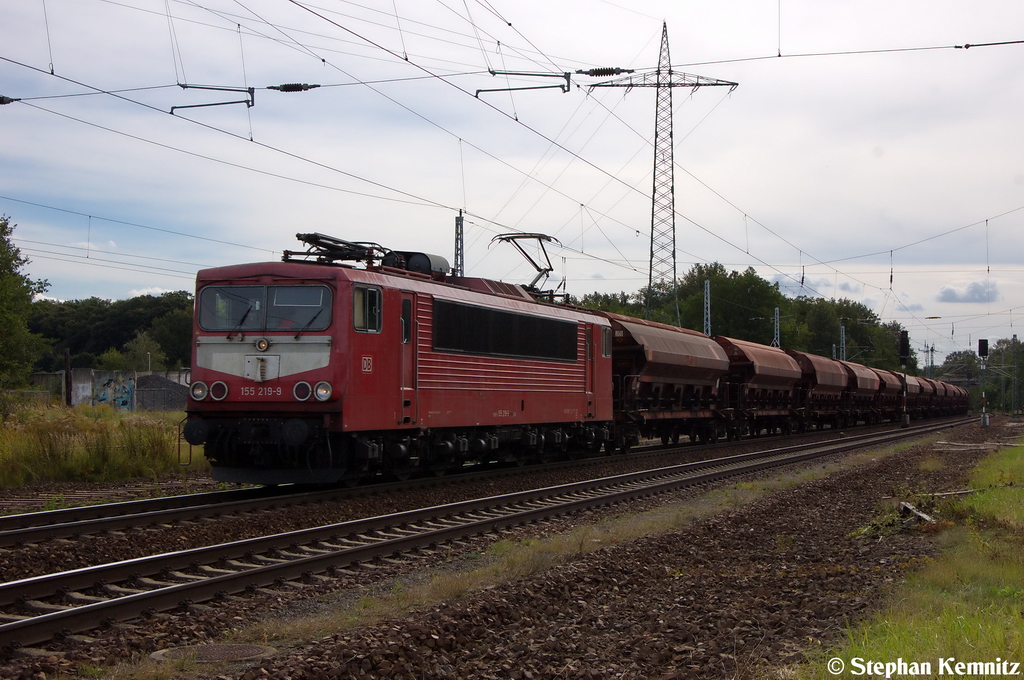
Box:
[399,292,417,425]
[585,324,595,417]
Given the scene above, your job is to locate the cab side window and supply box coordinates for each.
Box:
[353,286,382,332]
[401,299,412,343]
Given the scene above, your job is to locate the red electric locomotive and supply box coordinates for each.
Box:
[183,234,614,485]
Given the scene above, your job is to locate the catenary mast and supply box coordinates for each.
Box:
[588,23,736,324]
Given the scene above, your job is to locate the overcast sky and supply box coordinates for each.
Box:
[3,0,1023,364]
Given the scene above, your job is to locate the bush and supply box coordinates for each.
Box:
[0,403,208,487]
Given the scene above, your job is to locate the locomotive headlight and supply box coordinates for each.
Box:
[293,381,312,401]
[314,381,333,401]
[254,337,270,352]
[210,381,229,401]
[190,381,209,401]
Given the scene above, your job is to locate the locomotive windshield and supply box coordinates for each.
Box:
[198,285,332,332]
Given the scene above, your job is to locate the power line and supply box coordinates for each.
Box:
[15,237,213,268]
[677,39,1024,69]
[0,194,276,254]
[818,204,1024,265]
[9,3,1024,342]
[20,249,197,280]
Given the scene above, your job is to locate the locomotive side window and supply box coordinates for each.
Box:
[198,286,264,332]
[602,326,612,358]
[401,299,412,343]
[267,285,332,331]
[433,300,576,361]
[353,286,382,333]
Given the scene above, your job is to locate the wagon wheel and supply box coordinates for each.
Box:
[339,472,363,488]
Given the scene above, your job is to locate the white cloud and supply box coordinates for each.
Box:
[936,280,999,304]
[129,287,175,298]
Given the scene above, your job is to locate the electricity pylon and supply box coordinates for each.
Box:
[587,22,737,324]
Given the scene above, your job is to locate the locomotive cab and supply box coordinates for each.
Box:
[183,263,349,484]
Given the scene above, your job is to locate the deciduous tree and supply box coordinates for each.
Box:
[0,216,49,387]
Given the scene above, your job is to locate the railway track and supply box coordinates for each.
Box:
[0,418,967,652]
[0,420,948,547]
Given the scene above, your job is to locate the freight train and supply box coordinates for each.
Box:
[182,234,969,485]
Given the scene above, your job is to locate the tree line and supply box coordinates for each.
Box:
[29,291,193,372]
[933,340,1023,414]
[572,262,919,374]
[1,215,193,387]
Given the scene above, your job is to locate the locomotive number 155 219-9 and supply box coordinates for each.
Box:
[240,386,283,397]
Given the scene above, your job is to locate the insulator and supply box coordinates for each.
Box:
[576,67,632,77]
[270,83,320,92]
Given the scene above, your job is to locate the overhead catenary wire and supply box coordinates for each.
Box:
[1,9,673,275]
[20,249,198,280]
[14,3,1007,303]
[8,3,1024,356]
[278,3,831,295]
[164,0,188,83]
[41,0,55,74]
[17,237,215,269]
[0,194,276,254]
[4,60,649,280]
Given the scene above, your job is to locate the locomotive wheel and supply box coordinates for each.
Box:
[391,469,413,482]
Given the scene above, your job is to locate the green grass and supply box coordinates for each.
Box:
[799,439,1024,679]
[0,403,208,487]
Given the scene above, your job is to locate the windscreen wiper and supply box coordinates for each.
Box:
[227,305,253,340]
[293,309,323,340]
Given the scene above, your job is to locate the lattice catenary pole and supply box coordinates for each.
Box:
[587,23,736,324]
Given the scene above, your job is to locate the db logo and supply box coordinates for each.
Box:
[361,356,373,373]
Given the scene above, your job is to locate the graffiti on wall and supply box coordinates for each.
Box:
[94,376,135,410]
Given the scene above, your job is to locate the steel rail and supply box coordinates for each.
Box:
[0,486,286,535]
[0,420,950,546]
[0,418,967,651]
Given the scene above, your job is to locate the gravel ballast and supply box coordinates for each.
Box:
[2,419,1014,679]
